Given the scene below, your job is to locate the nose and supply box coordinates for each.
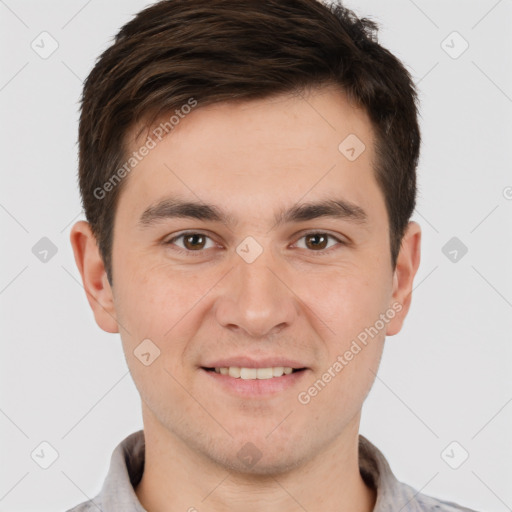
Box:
[214,247,299,339]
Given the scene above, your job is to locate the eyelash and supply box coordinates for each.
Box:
[164,231,346,257]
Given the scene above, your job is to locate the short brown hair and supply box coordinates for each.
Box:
[78,0,420,285]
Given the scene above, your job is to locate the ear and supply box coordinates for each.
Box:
[386,221,421,336]
[69,220,119,333]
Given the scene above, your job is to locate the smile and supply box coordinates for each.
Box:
[205,366,304,379]
[201,366,308,397]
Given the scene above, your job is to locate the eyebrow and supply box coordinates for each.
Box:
[138,196,368,229]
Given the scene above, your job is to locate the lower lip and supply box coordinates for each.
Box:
[200,368,309,398]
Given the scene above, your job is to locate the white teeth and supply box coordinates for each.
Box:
[212,366,296,379]
[240,368,257,379]
[256,368,273,379]
[272,367,284,377]
[228,367,241,378]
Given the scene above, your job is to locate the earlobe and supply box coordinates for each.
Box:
[69,220,119,334]
[386,221,421,336]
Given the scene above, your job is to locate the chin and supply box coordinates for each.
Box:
[205,432,310,477]
[219,449,308,477]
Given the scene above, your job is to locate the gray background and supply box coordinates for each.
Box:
[1,0,511,511]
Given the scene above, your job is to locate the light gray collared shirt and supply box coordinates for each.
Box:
[66,430,479,512]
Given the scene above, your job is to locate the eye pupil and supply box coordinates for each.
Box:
[306,233,328,250]
[184,234,205,250]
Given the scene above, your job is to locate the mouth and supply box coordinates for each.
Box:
[200,365,308,397]
[201,366,306,379]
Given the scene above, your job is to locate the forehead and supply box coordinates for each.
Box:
[118,85,381,223]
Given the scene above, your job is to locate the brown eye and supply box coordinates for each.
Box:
[294,232,344,254]
[304,233,329,250]
[165,232,216,254]
[182,233,207,250]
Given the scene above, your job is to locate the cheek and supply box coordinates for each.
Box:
[112,264,202,417]
[297,264,391,339]
[113,261,217,382]
[114,258,200,337]
[296,263,391,415]
[296,319,385,422]
[309,337,384,421]
[295,266,390,398]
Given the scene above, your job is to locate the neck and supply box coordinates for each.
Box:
[135,409,376,512]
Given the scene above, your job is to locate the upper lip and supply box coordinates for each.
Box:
[202,356,308,369]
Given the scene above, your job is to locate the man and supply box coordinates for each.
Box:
[68,0,478,510]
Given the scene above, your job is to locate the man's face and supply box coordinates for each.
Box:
[75,85,419,474]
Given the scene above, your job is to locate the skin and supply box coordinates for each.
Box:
[70,84,421,512]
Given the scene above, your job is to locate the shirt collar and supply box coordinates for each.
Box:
[99,430,147,512]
